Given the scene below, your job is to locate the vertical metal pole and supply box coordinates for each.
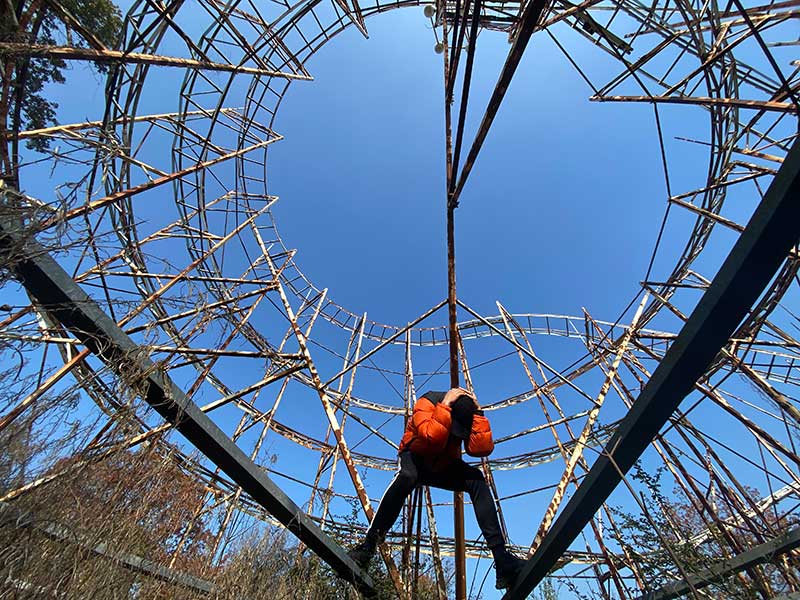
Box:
[448,202,467,599]
[443,14,466,598]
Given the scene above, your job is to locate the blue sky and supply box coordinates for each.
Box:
[270,9,675,327]
[10,2,799,598]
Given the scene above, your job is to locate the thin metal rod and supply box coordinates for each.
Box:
[503,138,800,600]
[450,0,550,206]
[447,198,467,600]
[0,42,313,79]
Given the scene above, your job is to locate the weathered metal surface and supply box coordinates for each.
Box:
[636,527,800,600]
[0,208,377,597]
[0,42,313,79]
[503,139,800,599]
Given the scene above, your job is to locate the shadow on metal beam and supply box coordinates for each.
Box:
[0,193,377,598]
[502,138,800,600]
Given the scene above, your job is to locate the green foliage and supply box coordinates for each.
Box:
[611,465,798,599]
[536,577,558,600]
[60,0,122,50]
[1,0,122,152]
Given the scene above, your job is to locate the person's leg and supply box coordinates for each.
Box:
[429,460,525,589]
[429,460,504,548]
[349,451,419,567]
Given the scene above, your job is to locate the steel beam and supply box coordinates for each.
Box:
[0,200,376,597]
[636,527,800,600]
[0,42,313,79]
[449,0,551,207]
[503,138,800,599]
[0,502,216,594]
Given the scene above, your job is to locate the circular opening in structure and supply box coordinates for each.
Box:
[268,9,679,325]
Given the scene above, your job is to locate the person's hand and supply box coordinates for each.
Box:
[442,387,473,407]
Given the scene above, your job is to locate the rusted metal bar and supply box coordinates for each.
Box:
[0,347,89,433]
[308,313,362,526]
[446,197,467,599]
[635,340,800,479]
[593,326,781,594]
[91,270,278,287]
[669,195,745,232]
[205,378,275,566]
[262,252,405,596]
[503,139,800,600]
[0,359,305,506]
[141,0,215,64]
[124,288,267,334]
[449,0,483,197]
[530,294,648,554]
[0,204,376,596]
[445,0,468,103]
[636,527,800,600]
[42,139,279,228]
[332,0,369,38]
[0,42,313,79]
[413,484,424,599]
[465,300,598,404]
[424,486,448,600]
[591,93,799,112]
[321,299,448,388]
[457,335,511,542]
[449,0,551,206]
[497,304,629,597]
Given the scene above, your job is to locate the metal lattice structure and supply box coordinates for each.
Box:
[1,0,799,597]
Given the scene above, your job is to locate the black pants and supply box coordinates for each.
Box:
[368,451,505,549]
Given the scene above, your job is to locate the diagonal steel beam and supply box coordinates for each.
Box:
[635,526,800,600]
[0,502,216,595]
[0,43,313,79]
[449,0,551,207]
[0,200,376,597]
[503,138,800,599]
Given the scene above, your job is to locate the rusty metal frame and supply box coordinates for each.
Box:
[503,139,800,598]
[1,0,799,596]
[0,199,377,596]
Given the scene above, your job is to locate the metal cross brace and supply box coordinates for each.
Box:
[636,526,800,600]
[503,138,800,599]
[0,197,376,597]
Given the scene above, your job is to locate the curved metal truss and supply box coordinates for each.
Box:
[1,0,799,597]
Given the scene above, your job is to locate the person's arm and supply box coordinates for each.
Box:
[465,398,494,457]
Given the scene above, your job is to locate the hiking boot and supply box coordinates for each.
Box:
[495,549,526,590]
[348,539,376,569]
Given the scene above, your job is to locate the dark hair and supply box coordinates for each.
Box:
[450,395,475,440]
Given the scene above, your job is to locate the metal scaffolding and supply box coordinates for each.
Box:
[0,0,799,598]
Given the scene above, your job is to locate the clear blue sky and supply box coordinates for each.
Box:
[13,3,797,598]
[269,9,674,326]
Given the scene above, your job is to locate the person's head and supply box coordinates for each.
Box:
[450,394,476,440]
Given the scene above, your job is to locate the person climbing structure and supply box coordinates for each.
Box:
[349,387,526,590]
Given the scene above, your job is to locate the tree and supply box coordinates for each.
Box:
[611,465,799,599]
[0,0,122,176]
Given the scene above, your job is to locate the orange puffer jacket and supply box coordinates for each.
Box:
[398,391,494,464]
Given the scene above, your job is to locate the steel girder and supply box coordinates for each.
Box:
[503,139,800,599]
[636,526,800,600]
[0,193,376,597]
